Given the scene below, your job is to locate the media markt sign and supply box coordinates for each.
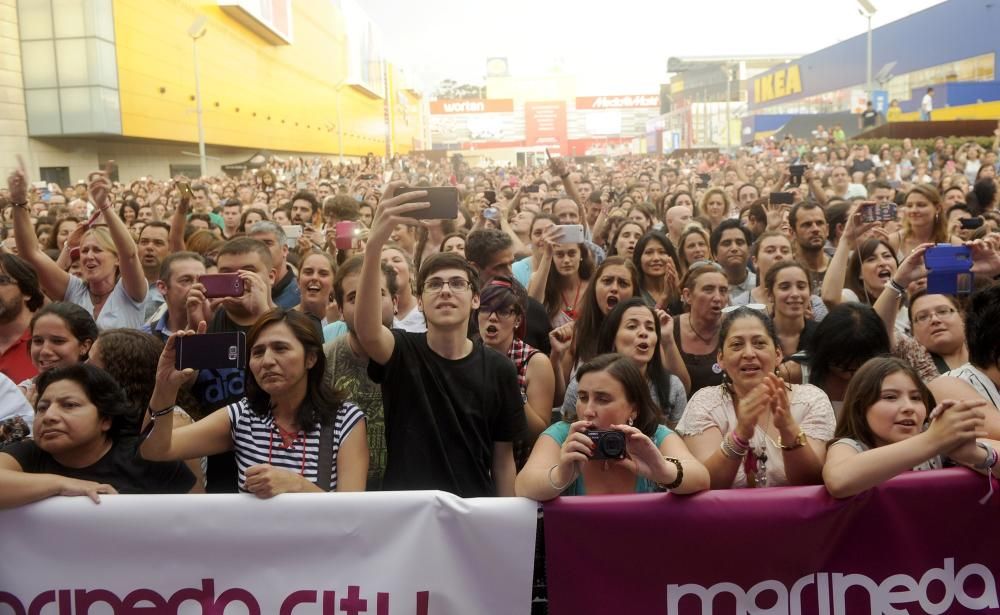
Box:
[576,95,659,110]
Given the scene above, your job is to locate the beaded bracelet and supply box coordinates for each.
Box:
[657,456,684,490]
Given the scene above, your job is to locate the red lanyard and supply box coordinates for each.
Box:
[267,424,307,476]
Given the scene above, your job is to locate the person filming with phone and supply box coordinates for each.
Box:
[8,159,148,329]
[141,309,367,497]
[354,182,525,497]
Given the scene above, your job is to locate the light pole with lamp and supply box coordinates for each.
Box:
[188,16,208,179]
[857,0,877,103]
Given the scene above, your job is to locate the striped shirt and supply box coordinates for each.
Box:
[226,397,365,493]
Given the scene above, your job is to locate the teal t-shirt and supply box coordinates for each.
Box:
[541,422,673,495]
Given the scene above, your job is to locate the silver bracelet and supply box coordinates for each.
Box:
[547,464,576,491]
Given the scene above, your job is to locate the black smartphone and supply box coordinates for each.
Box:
[524,185,540,194]
[484,190,497,204]
[395,186,460,220]
[769,192,794,205]
[175,332,247,371]
[961,217,985,230]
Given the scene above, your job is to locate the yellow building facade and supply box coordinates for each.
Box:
[6,0,422,182]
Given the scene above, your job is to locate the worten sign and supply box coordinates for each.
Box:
[753,65,803,104]
[575,95,658,110]
[429,99,514,114]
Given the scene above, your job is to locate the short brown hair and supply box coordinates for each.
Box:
[323,195,360,222]
[416,252,480,295]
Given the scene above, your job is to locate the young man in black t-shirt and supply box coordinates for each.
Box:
[356,183,524,497]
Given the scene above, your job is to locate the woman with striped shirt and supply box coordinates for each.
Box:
[141,309,367,497]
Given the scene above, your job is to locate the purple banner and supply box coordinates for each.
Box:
[544,469,1000,615]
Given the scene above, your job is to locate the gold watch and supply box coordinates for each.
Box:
[778,430,807,450]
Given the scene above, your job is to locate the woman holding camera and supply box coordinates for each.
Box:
[515,353,708,500]
[141,309,368,497]
[677,306,835,489]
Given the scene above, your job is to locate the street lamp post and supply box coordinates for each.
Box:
[334,78,347,163]
[857,0,877,102]
[188,17,208,179]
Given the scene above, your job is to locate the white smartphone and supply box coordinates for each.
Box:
[556,224,585,244]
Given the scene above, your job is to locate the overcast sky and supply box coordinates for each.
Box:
[356,0,944,94]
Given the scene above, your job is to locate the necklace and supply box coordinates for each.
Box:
[743,414,773,488]
[267,422,307,476]
[687,315,716,345]
[561,283,582,320]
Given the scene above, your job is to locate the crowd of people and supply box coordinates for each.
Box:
[2,126,1000,508]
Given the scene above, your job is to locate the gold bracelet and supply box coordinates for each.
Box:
[778,430,807,450]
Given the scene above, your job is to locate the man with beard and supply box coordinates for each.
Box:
[323,255,397,490]
[137,222,171,320]
[790,202,831,295]
[0,254,44,382]
[710,220,755,304]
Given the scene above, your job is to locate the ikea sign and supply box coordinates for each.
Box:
[753,65,803,104]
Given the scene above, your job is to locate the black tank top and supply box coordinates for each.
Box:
[673,316,724,395]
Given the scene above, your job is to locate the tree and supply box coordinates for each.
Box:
[434,80,485,100]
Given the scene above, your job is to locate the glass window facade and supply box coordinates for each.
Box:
[18,0,121,136]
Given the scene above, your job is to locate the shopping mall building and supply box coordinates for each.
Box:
[743,0,1000,140]
[1,0,425,184]
[647,0,1000,150]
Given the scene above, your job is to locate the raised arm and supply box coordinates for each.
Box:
[8,157,71,301]
[88,171,147,303]
[527,229,556,302]
[357,182,428,365]
[876,243,930,344]
[821,204,876,308]
[141,329,233,462]
[169,182,190,252]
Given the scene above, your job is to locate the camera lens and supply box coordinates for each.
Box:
[599,431,626,459]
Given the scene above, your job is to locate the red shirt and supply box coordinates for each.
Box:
[0,328,36,384]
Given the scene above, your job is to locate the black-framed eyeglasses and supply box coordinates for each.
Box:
[423,277,471,293]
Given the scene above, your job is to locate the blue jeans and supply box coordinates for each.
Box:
[920,111,931,121]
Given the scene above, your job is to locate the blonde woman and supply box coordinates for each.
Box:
[697,187,733,231]
[887,184,961,261]
[8,161,147,329]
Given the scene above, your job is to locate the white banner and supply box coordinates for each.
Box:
[0,492,538,615]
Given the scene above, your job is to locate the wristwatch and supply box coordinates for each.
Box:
[778,430,808,450]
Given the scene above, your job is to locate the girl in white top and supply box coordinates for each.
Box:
[824,357,997,498]
[677,306,835,488]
